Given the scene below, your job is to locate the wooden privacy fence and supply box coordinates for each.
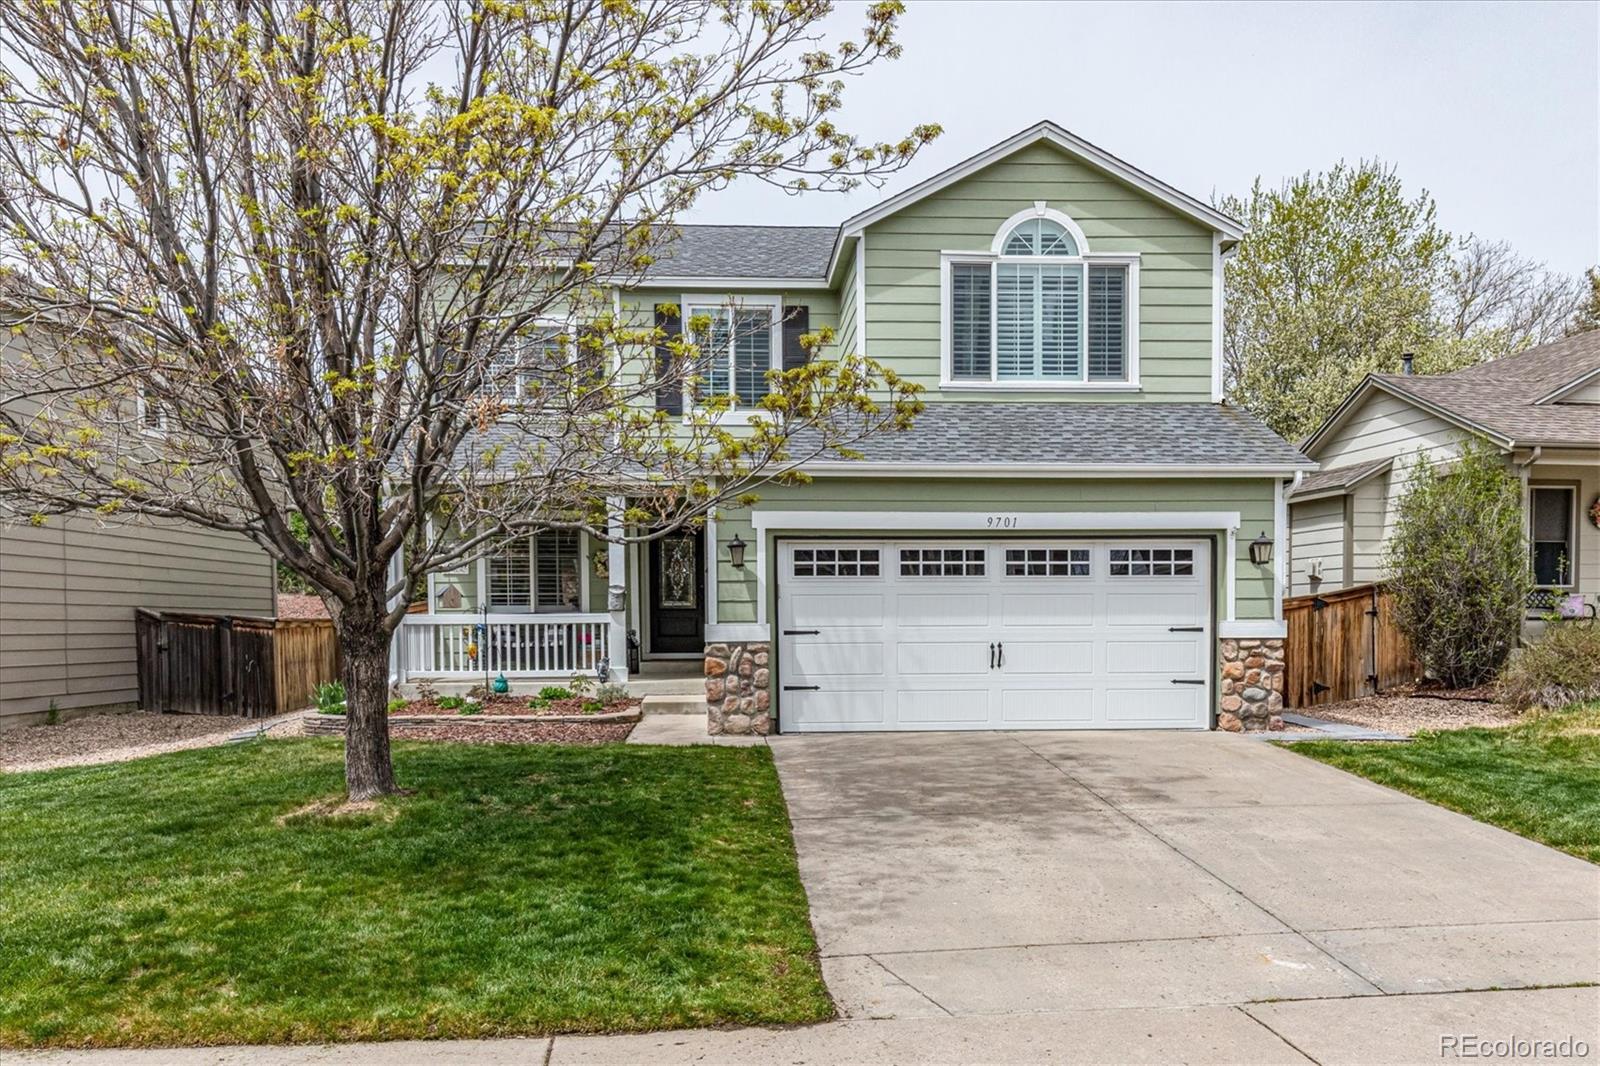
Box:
[136,611,341,718]
[1283,582,1424,709]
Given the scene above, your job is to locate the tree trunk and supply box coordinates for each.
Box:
[336,613,398,800]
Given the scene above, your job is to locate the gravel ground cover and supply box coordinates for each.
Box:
[1300,692,1521,736]
[0,711,304,773]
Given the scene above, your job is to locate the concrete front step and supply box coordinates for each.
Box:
[641,694,709,716]
[626,677,706,697]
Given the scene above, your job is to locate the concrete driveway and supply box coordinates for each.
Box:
[18,731,1599,1066]
[752,730,1599,1063]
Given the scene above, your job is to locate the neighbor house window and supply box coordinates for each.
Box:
[487,531,583,610]
[946,211,1136,386]
[1530,486,1576,586]
[685,297,779,406]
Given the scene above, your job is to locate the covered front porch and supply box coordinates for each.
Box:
[390,508,719,685]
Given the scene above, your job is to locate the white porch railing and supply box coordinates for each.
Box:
[398,613,611,679]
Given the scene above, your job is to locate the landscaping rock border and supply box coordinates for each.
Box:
[303,708,640,736]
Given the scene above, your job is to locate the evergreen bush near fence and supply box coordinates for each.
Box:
[1383,442,1530,688]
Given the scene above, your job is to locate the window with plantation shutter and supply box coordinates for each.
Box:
[945,209,1138,387]
[950,263,991,379]
[535,530,581,610]
[684,297,780,407]
[1087,266,1126,381]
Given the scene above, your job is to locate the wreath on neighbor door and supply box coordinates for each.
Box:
[1590,495,1600,530]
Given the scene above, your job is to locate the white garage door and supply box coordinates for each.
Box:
[777,539,1211,732]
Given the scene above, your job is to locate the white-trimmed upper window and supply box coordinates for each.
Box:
[685,296,780,407]
[945,205,1138,389]
[493,327,566,402]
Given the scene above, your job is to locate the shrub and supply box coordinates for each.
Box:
[567,673,596,698]
[1383,441,1530,688]
[457,702,483,717]
[582,700,604,715]
[594,683,631,705]
[537,686,573,701]
[313,681,346,715]
[436,695,469,711]
[386,698,408,714]
[1498,624,1600,710]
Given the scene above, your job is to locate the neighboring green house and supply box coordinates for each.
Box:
[1288,334,1600,631]
[392,121,1316,734]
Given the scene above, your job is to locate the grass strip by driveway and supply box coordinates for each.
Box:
[0,737,831,1047]
[1285,701,1600,864]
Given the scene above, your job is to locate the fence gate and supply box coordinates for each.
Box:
[1283,583,1423,709]
[136,611,339,718]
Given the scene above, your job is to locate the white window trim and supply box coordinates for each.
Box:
[990,203,1092,256]
[939,247,1141,392]
[495,318,572,406]
[1529,483,1579,589]
[135,387,168,435]
[680,292,784,423]
[485,530,584,613]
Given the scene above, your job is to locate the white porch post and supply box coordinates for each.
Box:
[606,495,629,681]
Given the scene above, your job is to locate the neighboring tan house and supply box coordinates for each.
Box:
[0,334,277,730]
[1287,333,1600,622]
[392,121,1316,735]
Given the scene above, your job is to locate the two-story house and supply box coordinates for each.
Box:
[391,122,1315,735]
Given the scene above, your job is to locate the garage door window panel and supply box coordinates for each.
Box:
[1005,547,1090,577]
[1109,547,1194,577]
[900,547,986,577]
[793,546,880,578]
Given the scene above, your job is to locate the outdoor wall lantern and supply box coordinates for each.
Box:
[728,533,748,570]
[1248,531,1274,567]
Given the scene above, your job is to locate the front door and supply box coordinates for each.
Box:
[649,530,706,655]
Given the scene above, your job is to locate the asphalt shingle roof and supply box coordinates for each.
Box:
[1289,456,1390,499]
[646,225,838,280]
[1370,332,1600,446]
[459,402,1310,473]
[797,402,1313,468]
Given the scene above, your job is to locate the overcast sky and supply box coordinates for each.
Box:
[685,1,1599,276]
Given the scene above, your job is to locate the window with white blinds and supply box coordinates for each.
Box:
[687,299,779,406]
[487,531,583,610]
[535,530,581,610]
[946,213,1134,386]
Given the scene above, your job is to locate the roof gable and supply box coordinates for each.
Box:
[836,121,1245,245]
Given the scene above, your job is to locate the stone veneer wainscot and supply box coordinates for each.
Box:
[705,641,772,735]
[1220,638,1286,732]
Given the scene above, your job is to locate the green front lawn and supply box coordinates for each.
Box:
[1285,702,1600,864]
[0,738,832,1048]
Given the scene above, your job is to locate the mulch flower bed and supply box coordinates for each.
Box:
[387,720,635,745]
[399,694,640,717]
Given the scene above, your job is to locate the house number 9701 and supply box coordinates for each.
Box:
[986,515,1019,529]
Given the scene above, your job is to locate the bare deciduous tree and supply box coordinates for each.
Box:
[0,0,936,797]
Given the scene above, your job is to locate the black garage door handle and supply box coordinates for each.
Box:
[1168,626,1203,632]
[783,629,820,636]
[783,685,821,691]
[1170,679,1205,685]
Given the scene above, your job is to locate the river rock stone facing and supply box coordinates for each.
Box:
[705,642,772,735]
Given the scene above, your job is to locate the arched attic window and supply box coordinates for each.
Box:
[946,207,1137,387]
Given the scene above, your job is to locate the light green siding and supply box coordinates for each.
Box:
[836,240,859,357]
[712,476,1278,624]
[863,141,1215,401]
